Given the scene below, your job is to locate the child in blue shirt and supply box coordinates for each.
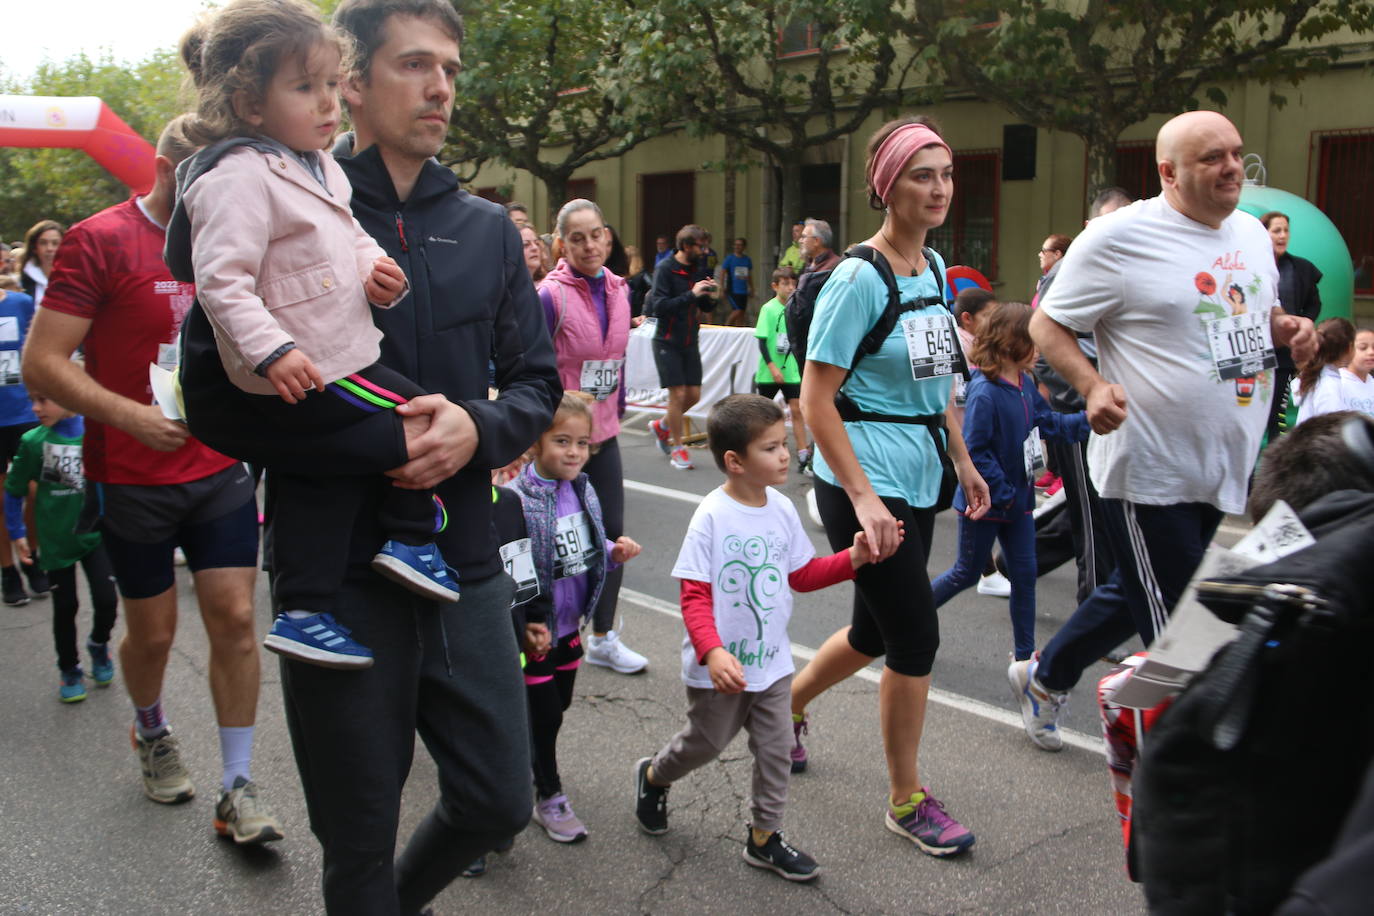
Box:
[931,302,1088,661]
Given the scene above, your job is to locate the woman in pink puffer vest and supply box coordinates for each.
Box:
[536,199,646,675]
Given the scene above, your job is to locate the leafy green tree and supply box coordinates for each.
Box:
[904,0,1374,204]
[624,0,925,261]
[444,0,673,226]
[0,50,186,241]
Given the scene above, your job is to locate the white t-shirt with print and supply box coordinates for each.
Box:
[1292,366,1344,426]
[1039,196,1279,515]
[1338,368,1374,417]
[672,486,815,692]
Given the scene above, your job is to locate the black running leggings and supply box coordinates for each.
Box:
[525,631,583,799]
[51,545,118,672]
[813,477,939,677]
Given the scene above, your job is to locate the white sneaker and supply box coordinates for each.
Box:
[1007,654,1066,752]
[585,630,648,674]
[977,570,1012,598]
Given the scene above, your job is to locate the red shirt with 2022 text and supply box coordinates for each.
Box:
[40,197,234,486]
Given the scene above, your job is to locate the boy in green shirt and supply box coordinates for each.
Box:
[6,388,117,703]
[753,267,812,472]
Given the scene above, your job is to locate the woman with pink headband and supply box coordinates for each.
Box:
[789,116,990,857]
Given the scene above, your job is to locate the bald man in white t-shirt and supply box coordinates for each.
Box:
[1008,111,1318,751]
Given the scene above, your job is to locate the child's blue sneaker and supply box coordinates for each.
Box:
[371,540,461,603]
[59,667,87,703]
[263,613,374,669]
[88,640,115,686]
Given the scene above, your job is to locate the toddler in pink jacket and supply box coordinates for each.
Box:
[165,0,458,669]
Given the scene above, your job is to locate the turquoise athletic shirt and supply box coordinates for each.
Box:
[807,254,953,508]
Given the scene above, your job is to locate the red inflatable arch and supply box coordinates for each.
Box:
[0,95,155,193]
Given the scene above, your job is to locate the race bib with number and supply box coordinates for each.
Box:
[500,537,540,606]
[1023,428,1046,479]
[0,351,19,387]
[775,331,791,356]
[901,313,964,380]
[156,342,179,372]
[733,265,749,281]
[580,359,623,401]
[1206,311,1276,381]
[554,511,598,579]
[41,442,85,490]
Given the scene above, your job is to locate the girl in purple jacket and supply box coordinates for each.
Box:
[930,302,1089,662]
[510,393,642,843]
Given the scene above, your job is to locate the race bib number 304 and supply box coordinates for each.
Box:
[901,313,962,380]
[1206,311,1276,381]
[580,359,623,401]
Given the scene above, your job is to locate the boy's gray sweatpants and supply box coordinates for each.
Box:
[650,673,793,832]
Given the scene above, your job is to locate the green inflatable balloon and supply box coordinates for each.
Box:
[1238,184,1354,321]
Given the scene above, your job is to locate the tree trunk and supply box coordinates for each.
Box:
[723,138,738,244]
[777,158,803,269]
[1082,131,1119,215]
[543,173,570,232]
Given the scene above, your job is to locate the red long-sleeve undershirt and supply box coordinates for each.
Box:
[680,549,856,664]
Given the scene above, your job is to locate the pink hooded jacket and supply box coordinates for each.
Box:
[183,145,401,395]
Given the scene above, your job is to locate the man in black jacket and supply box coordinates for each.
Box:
[178,1,560,912]
[647,223,717,470]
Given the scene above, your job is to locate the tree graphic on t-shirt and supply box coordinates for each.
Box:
[717,534,785,641]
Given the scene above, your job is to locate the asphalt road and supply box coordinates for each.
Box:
[0,416,1195,914]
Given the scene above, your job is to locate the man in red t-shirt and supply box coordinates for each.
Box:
[23,117,280,845]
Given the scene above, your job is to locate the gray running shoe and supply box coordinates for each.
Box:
[1007,654,1066,752]
[214,777,284,845]
[130,726,195,804]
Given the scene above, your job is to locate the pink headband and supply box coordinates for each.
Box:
[867,123,953,205]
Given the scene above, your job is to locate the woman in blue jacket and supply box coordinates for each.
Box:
[931,301,1088,662]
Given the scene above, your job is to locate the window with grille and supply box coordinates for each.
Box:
[927,150,1000,280]
[778,22,821,57]
[1112,141,1161,202]
[1316,130,1374,295]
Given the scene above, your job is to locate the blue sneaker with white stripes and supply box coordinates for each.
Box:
[263,613,374,669]
[371,540,461,603]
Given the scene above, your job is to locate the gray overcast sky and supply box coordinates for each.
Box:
[4,0,208,83]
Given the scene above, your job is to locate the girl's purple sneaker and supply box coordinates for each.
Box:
[885,788,975,857]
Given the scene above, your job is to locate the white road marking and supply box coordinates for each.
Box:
[623,479,706,506]
[619,587,1106,756]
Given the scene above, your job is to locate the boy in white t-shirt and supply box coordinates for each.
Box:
[633,394,882,881]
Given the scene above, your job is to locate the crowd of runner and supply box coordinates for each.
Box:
[9,0,1370,911]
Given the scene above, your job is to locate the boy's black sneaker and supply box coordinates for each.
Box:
[24,561,51,598]
[634,756,669,835]
[2,566,29,606]
[743,829,820,882]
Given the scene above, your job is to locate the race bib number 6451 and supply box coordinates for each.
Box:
[901,313,962,380]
